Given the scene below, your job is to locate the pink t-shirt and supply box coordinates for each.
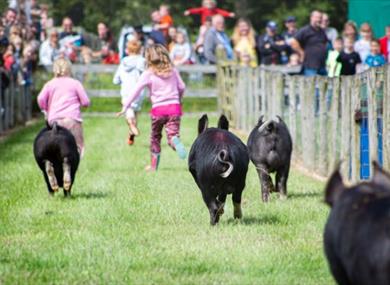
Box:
[123,68,185,116]
[37,77,90,123]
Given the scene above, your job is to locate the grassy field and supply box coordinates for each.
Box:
[0,114,333,285]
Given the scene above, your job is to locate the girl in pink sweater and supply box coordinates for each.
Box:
[117,44,187,171]
[37,58,90,156]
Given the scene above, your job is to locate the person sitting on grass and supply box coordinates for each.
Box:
[365,39,386,68]
[113,39,146,145]
[37,58,90,156]
[117,44,187,172]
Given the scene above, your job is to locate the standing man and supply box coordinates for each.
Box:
[204,14,233,64]
[256,21,289,65]
[291,10,328,76]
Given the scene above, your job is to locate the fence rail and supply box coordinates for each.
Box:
[0,70,32,135]
[70,64,217,98]
[218,62,390,181]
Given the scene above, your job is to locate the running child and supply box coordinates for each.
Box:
[113,39,146,145]
[117,44,187,171]
[37,58,90,156]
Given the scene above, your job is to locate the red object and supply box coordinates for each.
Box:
[3,54,14,71]
[379,36,389,60]
[102,52,119,64]
[186,7,233,24]
[160,15,174,37]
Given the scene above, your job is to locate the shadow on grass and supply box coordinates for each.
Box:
[70,192,109,199]
[288,192,322,199]
[226,214,283,225]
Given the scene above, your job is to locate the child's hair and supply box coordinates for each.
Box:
[145,44,173,76]
[126,39,142,55]
[53,58,72,77]
[370,39,380,44]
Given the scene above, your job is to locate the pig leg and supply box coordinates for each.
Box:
[44,160,59,192]
[216,193,227,217]
[42,171,55,196]
[276,166,289,200]
[202,192,221,225]
[63,157,72,196]
[256,166,274,202]
[232,189,243,219]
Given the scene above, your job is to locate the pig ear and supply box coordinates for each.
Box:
[257,115,264,126]
[372,161,390,190]
[218,114,229,130]
[325,165,345,207]
[198,114,209,135]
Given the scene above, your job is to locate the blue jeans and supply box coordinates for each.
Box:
[303,67,327,77]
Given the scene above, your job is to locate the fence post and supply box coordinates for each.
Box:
[287,76,297,149]
[340,76,352,179]
[0,73,3,134]
[367,68,378,177]
[383,65,390,170]
[328,77,340,175]
[301,77,316,170]
[318,77,328,176]
[350,76,361,182]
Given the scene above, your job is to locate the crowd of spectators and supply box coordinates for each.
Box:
[1,0,389,87]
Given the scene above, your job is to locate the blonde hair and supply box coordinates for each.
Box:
[145,44,172,76]
[232,18,256,48]
[53,58,72,77]
[126,39,142,55]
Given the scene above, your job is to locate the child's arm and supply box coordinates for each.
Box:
[76,81,91,107]
[215,8,235,18]
[175,69,186,98]
[184,7,204,16]
[37,83,50,111]
[113,64,122,85]
[117,72,150,116]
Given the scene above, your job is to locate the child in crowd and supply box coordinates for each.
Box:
[170,31,192,66]
[117,44,187,171]
[326,37,343,77]
[337,37,361,75]
[158,4,173,38]
[113,40,146,145]
[3,44,15,71]
[184,0,235,25]
[37,58,90,156]
[287,53,300,67]
[365,39,386,67]
[167,26,177,52]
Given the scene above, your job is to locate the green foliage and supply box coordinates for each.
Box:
[39,0,347,37]
[0,115,333,284]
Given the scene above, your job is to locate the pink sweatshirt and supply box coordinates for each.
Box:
[37,77,90,123]
[122,68,186,116]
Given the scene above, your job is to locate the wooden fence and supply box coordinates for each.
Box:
[0,71,32,135]
[72,64,217,98]
[218,62,390,181]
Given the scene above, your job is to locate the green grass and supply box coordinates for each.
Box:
[0,115,333,285]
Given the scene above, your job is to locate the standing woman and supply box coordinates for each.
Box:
[354,23,374,63]
[231,18,257,67]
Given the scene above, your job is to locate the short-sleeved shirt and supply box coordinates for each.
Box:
[294,25,328,69]
[337,51,361,75]
[365,54,386,67]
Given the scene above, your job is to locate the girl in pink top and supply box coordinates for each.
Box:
[37,58,90,155]
[117,44,187,171]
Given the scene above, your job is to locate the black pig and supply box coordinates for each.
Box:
[324,162,390,285]
[247,116,292,202]
[188,114,249,225]
[34,122,80,196]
